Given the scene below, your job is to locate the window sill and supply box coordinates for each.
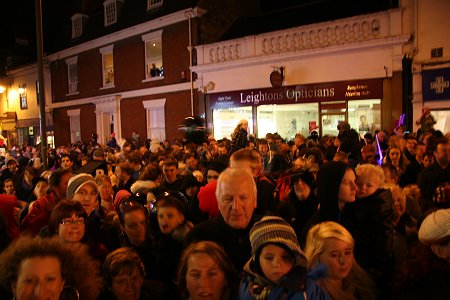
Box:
[66,92,80,96]
[100,84,115,90]
[142,76,164,83]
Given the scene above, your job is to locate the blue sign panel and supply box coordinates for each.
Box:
[422,68,450,101]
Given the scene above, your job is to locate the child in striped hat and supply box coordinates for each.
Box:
[239,216,330,300]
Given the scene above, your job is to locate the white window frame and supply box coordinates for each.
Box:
[67,109,81,144]
[71,14,87,38]
[143,99,166,141]
[65,56,79,95]
[142,30,163,81]
[100,45,115,89]
[103,0,122,26]
[147,0,163,10]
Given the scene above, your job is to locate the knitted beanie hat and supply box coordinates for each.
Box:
[418,208,450,245]
[250,216,305,263]
[67,173,98,200]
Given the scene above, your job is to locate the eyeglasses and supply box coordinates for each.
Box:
[61,219,85,225]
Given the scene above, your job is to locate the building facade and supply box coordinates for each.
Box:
[46,1,204,146]
[192,8,409,140]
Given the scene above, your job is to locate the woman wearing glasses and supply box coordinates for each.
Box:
[47,200,87,244]
[66,173,120,256]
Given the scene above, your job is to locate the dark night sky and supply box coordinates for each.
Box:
[0,0,398,57]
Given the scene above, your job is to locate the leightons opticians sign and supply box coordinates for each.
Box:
[208,78,383,109]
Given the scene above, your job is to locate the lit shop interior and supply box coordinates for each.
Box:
[212,99,381,140]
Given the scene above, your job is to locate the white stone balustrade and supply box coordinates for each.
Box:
[195,9,402,65]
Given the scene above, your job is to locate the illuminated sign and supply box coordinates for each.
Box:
[209,78,383,108]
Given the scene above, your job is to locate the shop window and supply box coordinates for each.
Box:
[100,45,114,88]
[147,0,163,10]
[142,30,163,80]
[143,99,166,141]
[347,99,381,137]
[67,109,81,143]
[19,84,27,110]
[213,107,253,140]
[430,110,450,134]
[257,103,319,140]
[66,56,78,94]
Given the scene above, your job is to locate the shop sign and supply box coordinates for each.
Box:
[422,68,450,101]
[209,78,383,109]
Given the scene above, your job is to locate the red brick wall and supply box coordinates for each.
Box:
[53,103,96,147]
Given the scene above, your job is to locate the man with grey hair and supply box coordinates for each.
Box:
[185,167,258,271]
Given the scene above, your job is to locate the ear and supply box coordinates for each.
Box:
[431,244,446,260]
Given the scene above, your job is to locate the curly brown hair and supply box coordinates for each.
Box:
[0,235,102,300]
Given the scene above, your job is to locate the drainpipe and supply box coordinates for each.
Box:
[185,8,206,117]
[188,15,194,116]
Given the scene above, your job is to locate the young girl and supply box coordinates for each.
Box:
[240,216,330,300]
[305,221,377,300]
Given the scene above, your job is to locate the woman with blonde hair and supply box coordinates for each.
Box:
[305,221,377,300]
[230,119,249,153]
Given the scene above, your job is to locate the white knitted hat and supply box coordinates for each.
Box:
[418,209,450,245]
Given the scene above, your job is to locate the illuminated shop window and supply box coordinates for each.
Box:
[257,103,319,140]
[213,107,253,140]
[347,99,381,137]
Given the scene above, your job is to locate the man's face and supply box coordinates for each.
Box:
[3,181,15,195]
[435,143,450,166]
[61,157,73,169]
[7,161,18,172]
[54,173,72,200]
[217,175,256,229]
[405,139,417,154]
[258,144,269,156]
[377,131,386,142]
[163,165,178,183]
[185,157,198,171]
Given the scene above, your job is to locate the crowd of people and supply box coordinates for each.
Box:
[0,118,449,299]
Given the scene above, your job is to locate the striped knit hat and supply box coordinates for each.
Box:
[250,216,305,263]
[67,173,98,200]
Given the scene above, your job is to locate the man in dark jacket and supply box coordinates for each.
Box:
[337,121,362,167]
[185,167,258,271]
[417,138,450,211]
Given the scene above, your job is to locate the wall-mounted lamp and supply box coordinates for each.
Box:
[0,86,5,93]
[18,84,26,95]
[270,66,284,87]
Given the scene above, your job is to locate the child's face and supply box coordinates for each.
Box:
[157,206,184,234]
[319,238,353,281]
[259,243,294,283]
[356,176,380,199]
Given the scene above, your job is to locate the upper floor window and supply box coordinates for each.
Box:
[100,45,114,88]
[103,0,123,26]
[142,30,163,80]
[71,14,88,38]
[18,84,27,110]
[147,0,163,10]
[66,56,79,94]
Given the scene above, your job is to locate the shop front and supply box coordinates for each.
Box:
[208,78,383,140]
[420,67,450,134]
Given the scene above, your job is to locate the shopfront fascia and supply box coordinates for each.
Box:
[207,78,383,140]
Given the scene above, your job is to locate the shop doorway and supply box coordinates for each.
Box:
[320,101,346,137]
